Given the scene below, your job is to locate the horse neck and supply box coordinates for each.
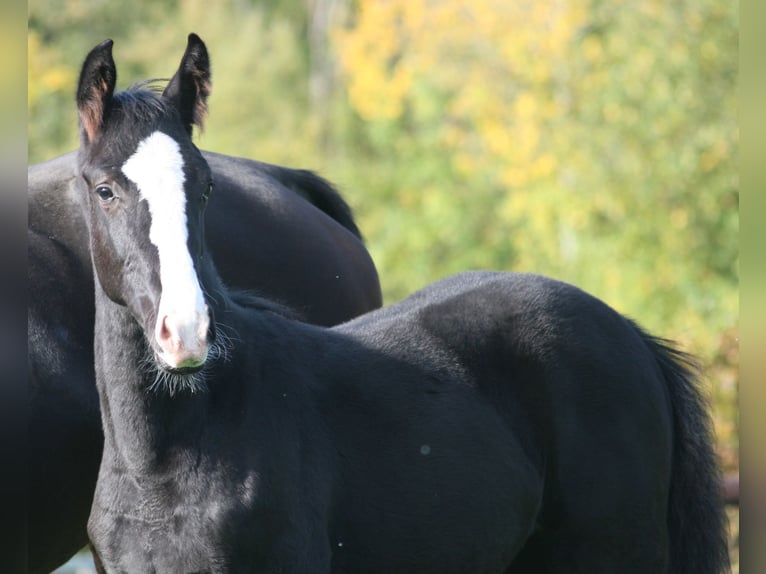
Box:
[93,288,209,476]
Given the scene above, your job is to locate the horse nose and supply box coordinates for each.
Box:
[155,307,210,369]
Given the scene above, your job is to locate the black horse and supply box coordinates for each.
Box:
[28,36,381,573]
[79,36,729,573]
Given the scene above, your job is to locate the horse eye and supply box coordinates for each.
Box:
[96,185,115,202]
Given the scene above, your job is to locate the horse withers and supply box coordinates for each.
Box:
[78,35,729,573]
[27,36,381,574]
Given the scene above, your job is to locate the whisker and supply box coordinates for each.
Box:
[215,320,243,345]
[140,339,209,396]
[132,311,249,397]
[209,325,235,363]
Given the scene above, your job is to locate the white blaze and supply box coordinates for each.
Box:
[122,131,208,366]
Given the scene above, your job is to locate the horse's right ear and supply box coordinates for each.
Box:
[162,33,211,136]
[76,39,116,144]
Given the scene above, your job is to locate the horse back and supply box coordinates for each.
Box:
[201,151,361,237]
[395,271,673,433]
[408,271,674,473]
[201,151,381,323]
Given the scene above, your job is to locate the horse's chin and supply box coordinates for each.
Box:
[145,352,209,395]
[161,363,206,376]
[153,349,209,376]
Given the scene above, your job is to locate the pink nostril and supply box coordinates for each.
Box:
[157,315,182,353]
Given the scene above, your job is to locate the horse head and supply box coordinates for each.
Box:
[76,34,216,382]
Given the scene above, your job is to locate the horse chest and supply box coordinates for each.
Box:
[89,474,277,572]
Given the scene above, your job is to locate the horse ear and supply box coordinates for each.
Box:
[163,33,211,136]
[76,39,116,144]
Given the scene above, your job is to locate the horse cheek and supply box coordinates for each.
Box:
[90,222,125,306]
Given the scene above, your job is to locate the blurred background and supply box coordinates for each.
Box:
[29,0,738,570]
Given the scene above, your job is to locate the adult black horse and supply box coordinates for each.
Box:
[78,36,729,573]
[28,36,381,573]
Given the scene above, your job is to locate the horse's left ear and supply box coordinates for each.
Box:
[163,33,211,136]
[76,39,116,144]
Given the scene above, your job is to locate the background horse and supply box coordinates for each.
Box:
[28,36,381,573]
[79,35,729,573]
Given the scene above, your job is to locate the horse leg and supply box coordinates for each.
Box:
[507,520,670,573]
[505,449,671,573]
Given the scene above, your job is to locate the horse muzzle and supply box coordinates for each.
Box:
[154,305,211,371]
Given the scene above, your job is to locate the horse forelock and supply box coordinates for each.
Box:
[129,78,169,94]
[109,89,171,133]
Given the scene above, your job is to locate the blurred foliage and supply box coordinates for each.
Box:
[29,0,738,465]
[334,0,739,463]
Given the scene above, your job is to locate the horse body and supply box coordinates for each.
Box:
[28,51,381,574]
[88,268,695,573]
[77,35,729,574]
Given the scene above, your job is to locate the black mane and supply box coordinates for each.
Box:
[107,88,172,130]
